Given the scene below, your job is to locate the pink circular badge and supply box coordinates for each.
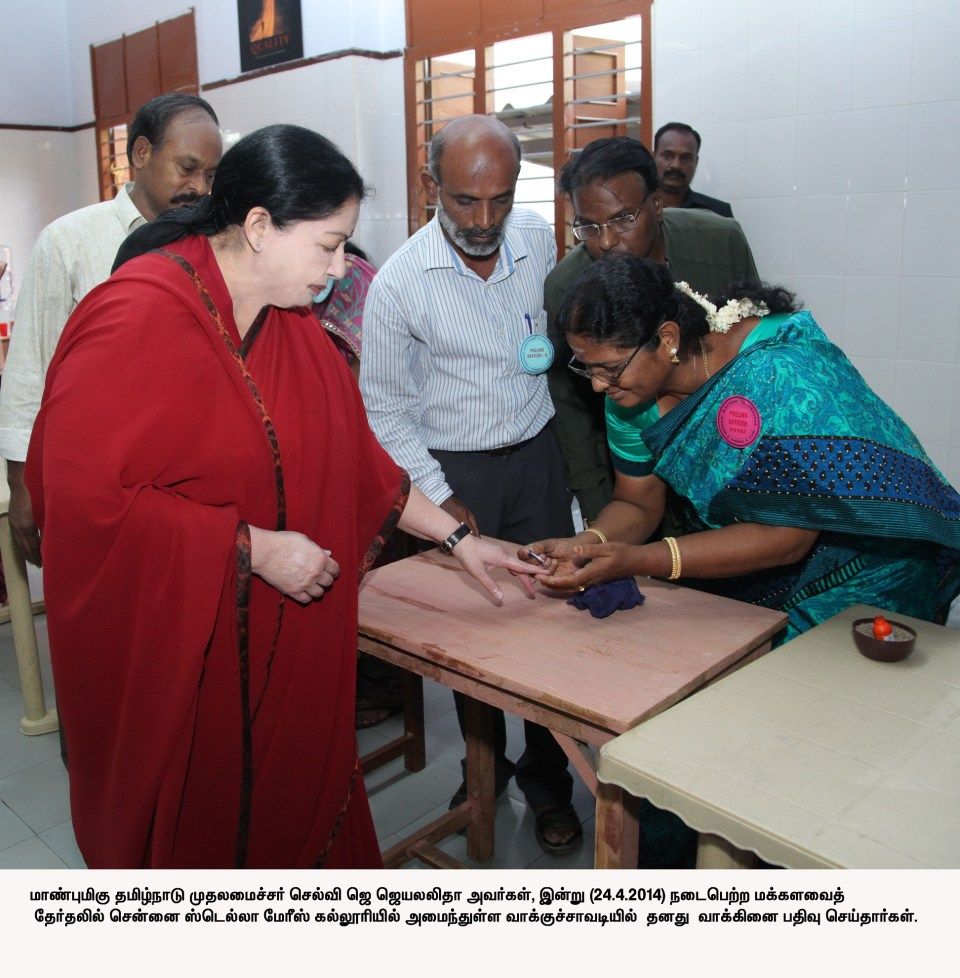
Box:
[716,395,762,448]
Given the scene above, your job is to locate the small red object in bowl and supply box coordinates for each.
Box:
[872,615,893,640]
[852,617,916,662]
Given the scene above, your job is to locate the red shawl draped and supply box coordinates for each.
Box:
[26,235,407,868]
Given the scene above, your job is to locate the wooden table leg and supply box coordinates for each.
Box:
[0,514,58,736]
[696,833,757,869]
[464,695,495,862]
[401,670,425,772]
[594,781,641,869]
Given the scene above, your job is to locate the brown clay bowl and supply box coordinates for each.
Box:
[852,618,916,662]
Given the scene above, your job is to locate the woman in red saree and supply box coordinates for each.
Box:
[27,125,534,869]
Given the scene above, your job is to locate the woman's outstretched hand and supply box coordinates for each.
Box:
[452,535,541,603]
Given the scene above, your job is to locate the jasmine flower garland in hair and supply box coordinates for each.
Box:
[674,281,769,334]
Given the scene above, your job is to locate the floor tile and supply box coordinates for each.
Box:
[0,756,71,833]
[0,700,62,780]
[0,799,33,852]
[0,836,67,868]
[367,757,463,840]
[39,819,86,869]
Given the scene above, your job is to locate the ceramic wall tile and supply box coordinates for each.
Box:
[907,101,960,192]
[845,192,905,277]
[697,122,748,200]
[902,190,960,277]
[654,0,704,54]
[915,0,960,12]
[897,276,960,363]
[654,50,703,123]
[848,106,908,193]
[851,17,913,108]
[911,8,960,103]
[842,274,902,358]
[697,45,745,123]
[747,36,799,120]
[734,196,796,275]
[854,0,917,21]
[698,0,749,48]
[794,195,848,276]
[747,0,800,38]
[799,0,856,32]
[744,116,797,197]
[797,27,855,115]
[796,112,851,195]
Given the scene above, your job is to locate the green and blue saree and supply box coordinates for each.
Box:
[606,311,960,641]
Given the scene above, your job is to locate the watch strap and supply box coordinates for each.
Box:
[439,522,472,554]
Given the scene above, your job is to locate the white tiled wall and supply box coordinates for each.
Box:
[653,0,960,488]
[205,55,408,266]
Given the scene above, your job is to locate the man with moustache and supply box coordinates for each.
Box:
[361,114,581,856]
[545,136,757,522]
[654,121,733,217]
[0,93,222,566]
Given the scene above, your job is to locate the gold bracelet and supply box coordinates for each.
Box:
[663,536,682,580]
[583,526,608,545]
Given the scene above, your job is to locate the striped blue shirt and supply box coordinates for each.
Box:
[360,209,557,504]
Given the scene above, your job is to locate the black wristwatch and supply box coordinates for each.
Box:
[438,522,472,555]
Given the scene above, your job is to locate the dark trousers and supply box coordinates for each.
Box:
[430,422,575,811]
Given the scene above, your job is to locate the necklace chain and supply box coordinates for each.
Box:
[699,338,711,379]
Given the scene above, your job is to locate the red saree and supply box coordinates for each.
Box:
[26,235,407,868]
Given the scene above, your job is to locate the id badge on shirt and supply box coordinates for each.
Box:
[518,312,554,374]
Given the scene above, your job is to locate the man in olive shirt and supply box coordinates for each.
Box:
[544,136,758,522]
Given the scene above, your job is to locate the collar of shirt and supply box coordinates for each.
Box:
[115,182,148,234]
[422,212,530,285]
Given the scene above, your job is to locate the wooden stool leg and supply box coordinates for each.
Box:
[464,695,495,862]
[594,781,641,869]
[0,514,58,736]
[401,671,425,772]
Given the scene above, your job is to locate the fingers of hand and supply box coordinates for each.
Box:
[540,571,591,591]
[479,573,504,604]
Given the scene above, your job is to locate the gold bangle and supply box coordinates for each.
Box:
[663,536,682,581]
[583,526,608,545]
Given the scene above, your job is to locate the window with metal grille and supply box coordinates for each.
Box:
[404,0,652,257]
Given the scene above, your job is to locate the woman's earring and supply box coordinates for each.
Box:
[670,348,680,364]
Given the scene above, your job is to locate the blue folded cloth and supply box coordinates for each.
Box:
[566,577,645,619]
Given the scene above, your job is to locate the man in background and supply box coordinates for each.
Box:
[0,93,222,566]
[654,121,733,217]
[545,135,758,522]
[361,115,581,856]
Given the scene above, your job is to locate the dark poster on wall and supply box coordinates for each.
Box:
[238,0,304,73]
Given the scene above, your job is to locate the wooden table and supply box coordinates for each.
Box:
[598,604,960,869]
[357,546,787,868]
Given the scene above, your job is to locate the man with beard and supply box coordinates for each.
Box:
[361,114,582,856]
[0,93,222,565]
[654,121,733,217]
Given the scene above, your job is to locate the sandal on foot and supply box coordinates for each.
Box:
[355,706,394,729]
[534,804,583,856]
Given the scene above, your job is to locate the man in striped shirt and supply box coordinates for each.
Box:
[361,115,581,856]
